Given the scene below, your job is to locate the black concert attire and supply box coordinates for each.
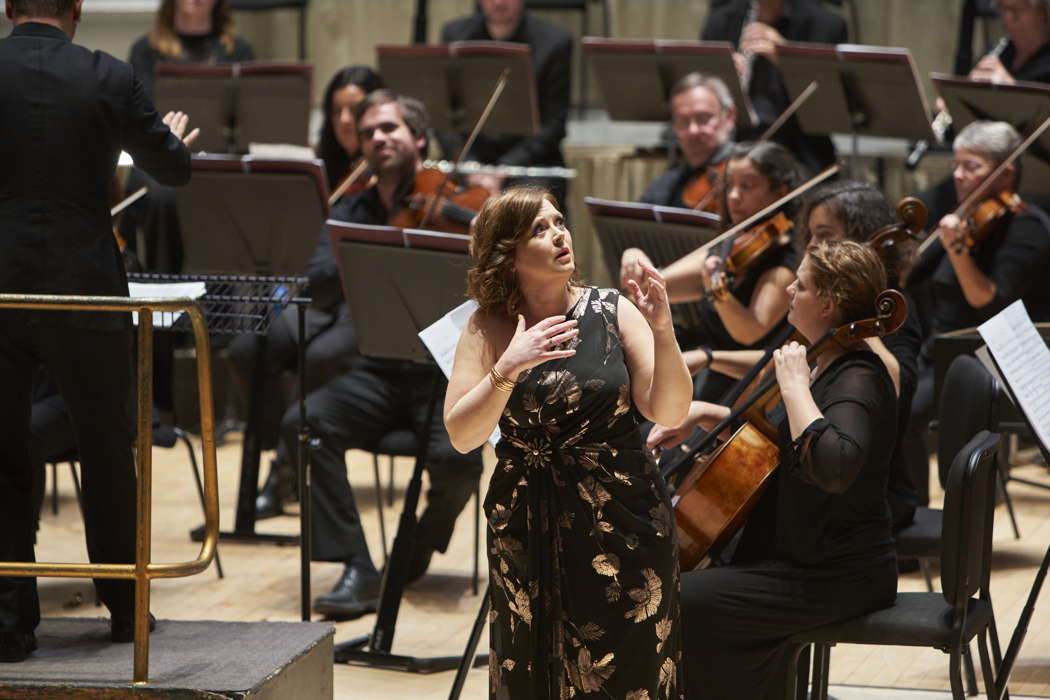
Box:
[681,350,898,699]
[701,0,847,172]
[278,182,483,571]
[904,203,1050,503]
[639,142,734,209]
[128,30,255,101]
[439,11,572,205]
[882,287,923,533]
[0,21,190,642]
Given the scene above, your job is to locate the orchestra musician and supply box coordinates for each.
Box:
[701,0,847,172]
[278,90,484,620]
[904,120,1050,505]
[637,71,737,211]
[623,140,805,403]
[680,240,899,699]
[226,65,385,520]
[0,0,197,659]
[439,0,572,202]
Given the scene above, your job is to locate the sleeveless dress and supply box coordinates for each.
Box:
[486,286,683,699]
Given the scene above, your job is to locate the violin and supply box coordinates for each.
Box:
[945,190,1026,255]
[387,167,492,235]
[669,288,909,570]
[707,210,792,302]
[682,161,727,214]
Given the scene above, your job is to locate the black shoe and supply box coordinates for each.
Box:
[111,613,157,643]
[0,631,36,663]
[407,544,435,585]
[313,564,381,620]
[255,459,296,519]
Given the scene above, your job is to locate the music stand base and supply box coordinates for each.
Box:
[333,637,487,674]
[190,523,300,546]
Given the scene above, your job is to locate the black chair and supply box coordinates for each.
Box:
[367,430,482,595]
[790,430,1004,700]
[898,355,1019,593]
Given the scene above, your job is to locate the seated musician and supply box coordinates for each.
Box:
[623,140,805,402]
[637,71,737,211]
[439,0,572,202]
[904,120,1050,504]
[226,65,385,519]
[680,240,899,698]
[702,0,847,171]
[278,90,484,619]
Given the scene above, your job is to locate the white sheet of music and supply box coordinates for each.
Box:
[977,300,1050,450]
[419,299,501,449]
[128,281,207,328]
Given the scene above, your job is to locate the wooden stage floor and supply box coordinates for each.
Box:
[25,433,1050,698]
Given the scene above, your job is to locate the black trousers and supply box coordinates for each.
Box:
[903,354,936,506]
[281,358,483,566]
[0,319,137,634]
[227,304,356,453]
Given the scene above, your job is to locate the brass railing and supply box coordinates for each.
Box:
[0,294,219,684]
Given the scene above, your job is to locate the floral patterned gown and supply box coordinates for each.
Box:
[486,287,683,699]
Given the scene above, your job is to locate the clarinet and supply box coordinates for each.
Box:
[738,0,761,91]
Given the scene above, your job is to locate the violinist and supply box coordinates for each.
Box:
[226,66,384,519]
[637,71,736,210]
[680,241,899,699]
[626,141,804,403]
[904,120,1050,505]
[276,89,484,619]
[701,0,847,171]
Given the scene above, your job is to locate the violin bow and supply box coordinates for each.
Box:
[691,81,818,214]
[419,68,510,229]
[110,186,148,218]
[916,112,1050,257]
[328,158,371,206]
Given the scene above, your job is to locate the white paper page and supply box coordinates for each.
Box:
[977,300,1050,450]
[128,281,207,328]
[419,299,501,449]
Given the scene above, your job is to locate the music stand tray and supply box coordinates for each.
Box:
[582,38,755,129]
[377,42,539,135]
[585,196,720,330]
[776,42,936,141]
[155,62,313,153]
[932,74,1050,196]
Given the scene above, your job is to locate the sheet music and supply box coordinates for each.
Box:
[128,281,207,328]
[977,300,1050,450]
[419,299,501,449]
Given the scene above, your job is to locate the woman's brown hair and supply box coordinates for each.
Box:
[805,240,887,325]
[467,187,578,319]
[149,0,237,58]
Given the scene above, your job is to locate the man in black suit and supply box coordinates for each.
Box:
[0,0,197,661]
[702,0,847,171]
[440,0,572,203]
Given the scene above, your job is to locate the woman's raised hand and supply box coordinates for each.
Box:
[773,341,810,396]
[496,314,578,378]
[626,259,673,333]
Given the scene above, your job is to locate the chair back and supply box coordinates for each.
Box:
[938,354,999,486]
[940,430,999,610]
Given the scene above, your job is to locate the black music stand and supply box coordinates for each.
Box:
[179,154,327,549]
[932,74,1050,197]
[154,62,313,153]
[581,38,755,129]
[585,196,720,331]
[776,42,936,165]
[377,42,539,135]
[327,221,487,674]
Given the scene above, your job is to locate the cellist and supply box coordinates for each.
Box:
[680,240,899,699]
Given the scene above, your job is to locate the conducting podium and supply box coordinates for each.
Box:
[376,42,539,135]
[326,220,483,673]
[153,62,313,153]
[581,38,755,128]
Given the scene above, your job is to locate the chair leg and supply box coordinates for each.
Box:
[372,454,387,567]
[387,455,395,506]
[50,462,59,515]
[996,467,1022,540]
[795,644,811,700]
[962,641,979,696]
[69,462,83,515]
[976,630,997,700]
[473,481,480,596]
[176,429,223,580]
[814,644,831,700]
[950,647,966,700]
[919,557,935,592]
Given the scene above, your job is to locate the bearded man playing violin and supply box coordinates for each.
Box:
[904,119,1050,505]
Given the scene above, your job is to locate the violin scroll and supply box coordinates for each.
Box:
[868,197,927,251]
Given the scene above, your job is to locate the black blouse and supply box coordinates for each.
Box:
[128,31,255,100]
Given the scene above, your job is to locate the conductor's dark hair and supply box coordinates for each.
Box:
[317,65,385,188]
[9,0,76,16]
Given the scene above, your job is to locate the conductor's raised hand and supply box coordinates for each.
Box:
[496,314,578,378]
[626,259,673,333]
[162,110,200,147]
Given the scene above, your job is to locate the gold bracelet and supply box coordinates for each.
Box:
[489,366,516,393]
